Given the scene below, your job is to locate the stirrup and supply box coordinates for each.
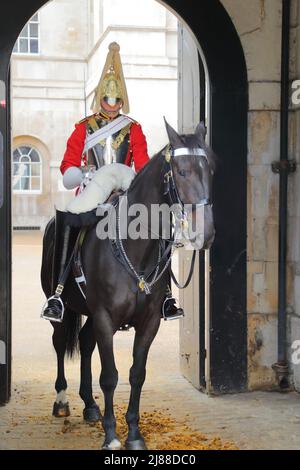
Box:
[41,296,65,323]
[162,297,184,321]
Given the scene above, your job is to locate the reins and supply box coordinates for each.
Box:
[114,143,211,294]
[73,143,212,299]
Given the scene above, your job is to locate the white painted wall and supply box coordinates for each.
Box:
[86,0,178,156]
[38,0,89,59]
[12,0,88,227]
[11,0,178,227]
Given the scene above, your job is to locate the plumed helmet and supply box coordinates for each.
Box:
[92,42,129,114]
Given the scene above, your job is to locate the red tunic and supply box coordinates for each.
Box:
[60,116,149,175]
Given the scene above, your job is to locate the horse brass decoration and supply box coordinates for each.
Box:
[165,145,171,162]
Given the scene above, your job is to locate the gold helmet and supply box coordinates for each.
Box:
[92,42,129,114]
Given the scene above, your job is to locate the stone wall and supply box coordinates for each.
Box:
[221,0,300,391]
[289,0,300,391]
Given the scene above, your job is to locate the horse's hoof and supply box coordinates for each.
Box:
[125,438,147,450]
[102,438,122,450]
[52,401,70,418]
[83,404,101,423]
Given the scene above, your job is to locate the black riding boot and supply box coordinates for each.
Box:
[42,210,73,322]
[162,285,184,321]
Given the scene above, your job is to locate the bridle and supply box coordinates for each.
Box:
[112,143,212,295]
[73,142,214,304]
[163,144,211,207]
[163,144,212,233]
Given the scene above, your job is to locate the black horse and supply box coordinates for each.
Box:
[41,121,216,450]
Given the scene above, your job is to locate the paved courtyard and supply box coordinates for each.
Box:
[0,232,300,450]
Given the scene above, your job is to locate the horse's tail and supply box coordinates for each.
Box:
[41,217,55,297]
[64,309,82,358]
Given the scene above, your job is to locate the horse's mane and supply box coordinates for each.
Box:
[128,149,164,193]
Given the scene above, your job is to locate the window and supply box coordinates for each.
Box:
[12,146,42,193]
[13,13,39,54]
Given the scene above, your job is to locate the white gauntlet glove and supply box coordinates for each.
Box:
[63,166,96,190]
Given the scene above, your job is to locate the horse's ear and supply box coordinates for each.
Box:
[195,121,207,140]
[164,117,183,147]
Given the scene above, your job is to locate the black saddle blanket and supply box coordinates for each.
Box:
[65,209,99,227]
[64,191,123,227]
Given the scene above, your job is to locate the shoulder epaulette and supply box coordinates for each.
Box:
[124,115,138,125]
[76,113,98,125]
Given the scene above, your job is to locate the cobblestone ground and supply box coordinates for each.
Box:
[0,232,300,450]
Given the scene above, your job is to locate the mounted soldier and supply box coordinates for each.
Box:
[42,42,183,323]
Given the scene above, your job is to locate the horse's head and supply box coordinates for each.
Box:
[164,119,216,250]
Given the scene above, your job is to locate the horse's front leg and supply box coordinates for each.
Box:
[93,311,121,450]
[125,314,161,450]
[52,321,70,418]
[79,317,101,423]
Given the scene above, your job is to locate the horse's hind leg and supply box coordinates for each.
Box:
[52,322,70,418]
[93,312,121,450]
[79,317,101,423]
[125,315,161,450]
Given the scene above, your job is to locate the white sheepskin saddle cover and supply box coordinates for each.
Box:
[67,163,136,215]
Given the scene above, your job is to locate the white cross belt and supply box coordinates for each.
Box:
[83,115,131,153]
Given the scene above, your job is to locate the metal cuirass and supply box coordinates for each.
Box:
[86,115,131,169]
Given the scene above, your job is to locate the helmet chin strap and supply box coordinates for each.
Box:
[100,106,123,119]
[100,106,120,118]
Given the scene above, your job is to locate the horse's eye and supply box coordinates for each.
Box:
[178,169,187,177]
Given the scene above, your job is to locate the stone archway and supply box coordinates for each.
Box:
[0,0,248,403]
